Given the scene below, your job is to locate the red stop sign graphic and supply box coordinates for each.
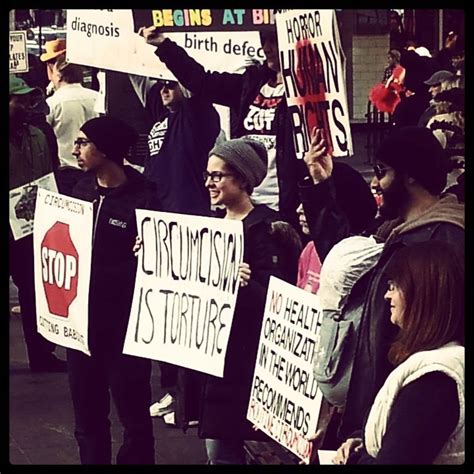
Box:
[41,222,79,317]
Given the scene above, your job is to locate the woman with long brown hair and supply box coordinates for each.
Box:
[334,240,464,464]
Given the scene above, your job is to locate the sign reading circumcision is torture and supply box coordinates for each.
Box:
[247,276,323,463]
[275,9,353,158]
[33,189,93,356]
[123,210,244,377]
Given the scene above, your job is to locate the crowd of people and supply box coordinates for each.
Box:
[9,14,464,466]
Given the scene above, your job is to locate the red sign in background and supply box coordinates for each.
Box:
[41,222,79,317]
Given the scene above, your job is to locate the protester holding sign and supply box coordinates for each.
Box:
[66,116,160,464]
[302,126,464,453]
[9,74,65,373]
[129,50,221,421]
[334,241,464,464]
[182,138,297,464]
[128,74,220,216]
[138,25,307,235]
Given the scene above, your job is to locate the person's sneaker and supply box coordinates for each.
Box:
[150,392,175,417]
[30,355,68,373]
[10,305,21,315]
[188,420,199,427]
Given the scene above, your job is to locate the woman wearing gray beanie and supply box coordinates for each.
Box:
[177,138,300,464]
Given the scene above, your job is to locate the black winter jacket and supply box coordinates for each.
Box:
[71,166,161,350]
[155,38,308,232]
[195,205,287,440]
[130,74,220,216]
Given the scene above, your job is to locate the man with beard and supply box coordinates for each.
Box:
[300,126,464,454]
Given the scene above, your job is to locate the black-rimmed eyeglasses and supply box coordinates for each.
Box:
[74,138,92,147]
[373,163,390,180]
[203,171,234,183]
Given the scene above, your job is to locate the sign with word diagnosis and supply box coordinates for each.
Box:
[67,9,265,81]
[123,210,244,377]
[33,189,93,356]
[247,276,323,463]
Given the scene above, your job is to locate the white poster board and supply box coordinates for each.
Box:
[247,276,323,463]
[10,30,29,73]
[275,9,353,158]
[33,189,93,356]
[9,172,58,241]
[123,210,244,377]
[66,9,265,80]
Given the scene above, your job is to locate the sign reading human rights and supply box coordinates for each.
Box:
[247,276,323,464]
[123,210,244,377]
[9,172,58,241]
[67,9,265,81]
[275,9,353,158]
[33,189,93,356]
[132,9,276,32]
[10,30,29,73]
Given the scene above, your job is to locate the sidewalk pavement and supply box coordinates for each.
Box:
[9,278,207,465]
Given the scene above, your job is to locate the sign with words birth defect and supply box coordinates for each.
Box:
[247,276,323,463]
[123,210,244,378]
[66,9,265,82]
[34,188,93,356]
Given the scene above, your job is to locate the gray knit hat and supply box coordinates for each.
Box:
[209,138,268,193]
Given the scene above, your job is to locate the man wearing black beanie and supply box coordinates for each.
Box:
[301,126,464,464]
[66,116,161,464]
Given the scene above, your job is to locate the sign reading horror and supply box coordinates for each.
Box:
[34,189,93,356]
[123,210,244,377]
[275,9,353,158]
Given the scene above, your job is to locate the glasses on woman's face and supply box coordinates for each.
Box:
[203,171,234,183]
[74,138,92,148]
[373,163,390,181]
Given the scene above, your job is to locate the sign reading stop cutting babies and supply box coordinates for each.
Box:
[33,189,93,356]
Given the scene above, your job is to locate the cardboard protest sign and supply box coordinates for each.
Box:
[123,210,244,377]
[10,31,29,73]
[275,9,353,158]
[9,172,58,241]
[132,9,276,32]
[33,189,93,356]
[247,276,323,463]
[66,9,265,81]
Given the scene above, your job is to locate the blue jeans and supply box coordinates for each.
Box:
[205,438,246,465]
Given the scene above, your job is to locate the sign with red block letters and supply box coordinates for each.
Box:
[33,189,93,356]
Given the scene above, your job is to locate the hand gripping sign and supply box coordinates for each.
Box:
[34,189,93,355]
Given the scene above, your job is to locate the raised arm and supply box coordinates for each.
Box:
[138,26,245,108]
[300,127,352,262]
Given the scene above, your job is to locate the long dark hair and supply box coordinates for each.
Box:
[386,241,464,366]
